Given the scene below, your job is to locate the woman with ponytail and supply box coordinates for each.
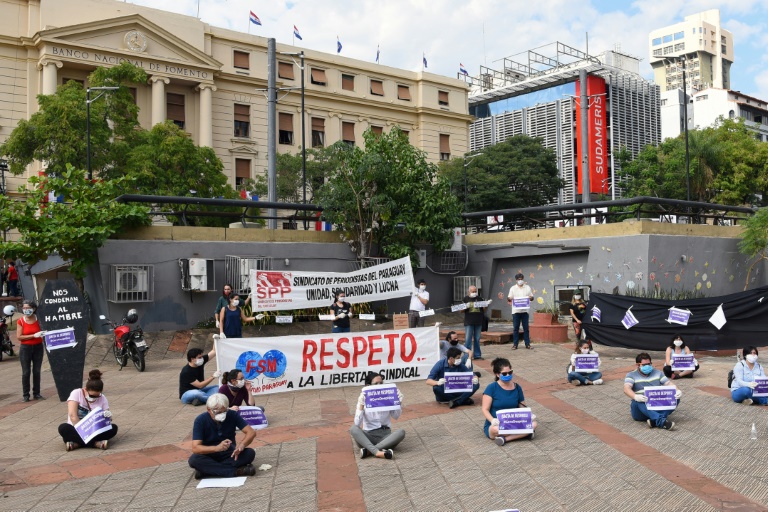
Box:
[58,369,118,451]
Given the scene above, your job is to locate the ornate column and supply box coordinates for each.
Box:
[39,59,62,95]
[196,83,216,147]
[149,76,170,126]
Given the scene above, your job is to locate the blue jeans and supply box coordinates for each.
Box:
[512,313,530,347]
[731,386,768,405]
[432,383,479,405]
[630,399,679,427]
[189,448,256,478]
[464,324,482,358]
[567,371,602,385]
[332,326,350,333]
[181,385,218,405]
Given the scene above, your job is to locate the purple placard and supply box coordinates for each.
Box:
[512,297,530,309]
[667,307,691,326]
[591,305,601,322]
[44,327,77,351]
[574,354,599,373]
[74,407,112,444]
[643,386,677,411]
[362,383,401,412]
[496,407,534,435]
[445,372,474,393]
[238,406,268,429]
[671,354,695,371]
[753,377,768,398]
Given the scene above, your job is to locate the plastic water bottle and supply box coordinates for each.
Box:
[751,423,757,440]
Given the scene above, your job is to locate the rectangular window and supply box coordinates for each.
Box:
[397,85,411,101]
[128,87,137,104]
[235,158,250,188]
[438,90,449,106]
[279,113,294,145]
[233,50,249,70]
[674,43,685,52]
[722,45,726,55]
[370,79,384,96]
[660,99,667,106]
[311,117,325,148]
[663,46,673,55]
[166,93,185,129]
[652,37,662,46]
[653,49,662,56]
[342,74,355,91]
[234,104,250,138]
[278,62,294,80]
[662,34,673,43]
[342,121,355,146]
[371,126,383,137]
[310,68,327,86]
[674,31,685,40]
[439,134,450,161]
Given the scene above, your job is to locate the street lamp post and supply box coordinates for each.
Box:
[463,153,482,213]
[680,56,691,203]
[86,86,119,181]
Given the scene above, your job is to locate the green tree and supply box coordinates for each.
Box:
[0,165,150,283]
[317,128,462,263]
[738,207,768,290]
[253,147,340,204]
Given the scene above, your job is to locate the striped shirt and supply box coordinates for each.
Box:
[625,368,668,394]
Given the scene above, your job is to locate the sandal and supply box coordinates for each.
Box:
[96,440,108,450]
[66,442,79,451]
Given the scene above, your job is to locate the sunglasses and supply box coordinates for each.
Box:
[499,371,513,377]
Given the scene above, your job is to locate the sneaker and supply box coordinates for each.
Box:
[661,420,675,431]
[383,449,394,460]
[527,431,535,440]
[235,464,256,477]
[742,398,754,406]
[593,379,604,385]
[449,399,459,409]
[190,398,204,406]
[646,419,654,429]
[33,394,45,400]
[360,448,369,459]
[193,470,204,480]
[525,345,533,349]
[494,436,505,446]
[22,396,29,402]
[571,380,581,386]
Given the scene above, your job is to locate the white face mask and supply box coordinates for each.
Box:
[517,280,524,286]
[419,285,426,291]
[236,379,245,388]
[580,348,590,354]
[574,296,582,301]
[85,395,97,403]
[232,300,240,307]
[747,354,758,364]
[452,358,462,367]
[469,292,477,298]
[214,412,227,422]
[195,358,204,366]
[673,340,683,347]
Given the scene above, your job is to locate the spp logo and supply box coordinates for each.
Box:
[255,271,292,299]
[237,350,287,380]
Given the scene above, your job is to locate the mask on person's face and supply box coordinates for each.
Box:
[223,290,231,296]
[469,292,477,298]
[640,364,653,374]
[499,373,513,382]
[581,348,590,354]
[746,354,758,364]
[236,379,245,388]
[232,299,240,307]
[419,285,426,291]
[673,339,683,347]
[214,412,227,422]
[449,339,458,346]
[452,358,462,367]
[574,295,582,301]
[195,358,204,366]
[517,280,524,286]
[22,309,33,316]
[85,395,97,403]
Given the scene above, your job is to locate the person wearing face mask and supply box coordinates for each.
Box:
[58,369,117,451]
[350,371,405,460]
[462,285,487,360]
[219,294,259,339]
[438,331,471,363]
[624,352,680,430]
[188,393,258,479]
[16,300,45,402]
[567,340,603,386]
[507,273,534,349]
[426,347,480,409]
[330,290,353,333]
[408,279,429,328]
[663,334,699,380]
[218,368,264,411]
[179,347,220,405]
[569,293,587,340]
[482,357,537,445]
[730,346,768,406]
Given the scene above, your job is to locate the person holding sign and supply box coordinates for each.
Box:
[730,346,768,406]
[426,347,480,409]
[567,340,603,386]
[218,368,264,411]
[507,273,534,349]
[219,294,259,339]
[663,335,699,380]
[624,353,680,430]
[179,347,220,405]
[350,372,405,460]
[463,285,486,360]
[569,293,587,340]
[188,393,258,479]
[58,370,117,451]
[16,300,45,402]
[408,279,429,328]
[482,357,537,445]
[330,290,353,333]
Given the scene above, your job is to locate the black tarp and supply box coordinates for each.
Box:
[583,286,768,351]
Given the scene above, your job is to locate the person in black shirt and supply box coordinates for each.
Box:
[330,290,353,333]
[463,285,487,360]
[569,293,587,340]
[179,346,219,405]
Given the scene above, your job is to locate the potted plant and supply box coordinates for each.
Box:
[534,299,560,325]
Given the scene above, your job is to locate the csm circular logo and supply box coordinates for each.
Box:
[237,350,287,380]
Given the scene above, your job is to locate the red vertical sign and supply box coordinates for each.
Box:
[575,76,608,195]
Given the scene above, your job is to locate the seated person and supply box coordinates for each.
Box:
[58,369,117,451]
[439,331,472,366]
[624,352,681,430]
[482,358,537,445]
[350,371,405,460]
[663,334,699,379]
[731,346,768,405]
[188,393,258,479]
[567,340,603,386]
[426,347,479,409]
[179,346,219,405]
[218,368,264,411]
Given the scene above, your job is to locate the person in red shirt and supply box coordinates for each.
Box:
[17,300,44,402]
[6,261,19,297]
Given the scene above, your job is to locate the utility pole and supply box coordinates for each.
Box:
[267,38,277,229]
[579,69,590,217]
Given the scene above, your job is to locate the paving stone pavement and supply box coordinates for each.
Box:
[0,321,766,511]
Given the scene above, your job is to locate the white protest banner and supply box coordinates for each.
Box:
[216,326,440,395]
[362,383,401,412]
[474,300,492,308]
[74,407,112,444]
[753,377,768,398]
[451,303,468,312]
[251,257,413,311]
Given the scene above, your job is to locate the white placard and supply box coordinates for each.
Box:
[358,313,376,321]
[418,309,435,317]
[196,477,247,489]
[318,314,335,321]
[275,316,293,324]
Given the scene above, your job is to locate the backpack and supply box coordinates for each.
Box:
[727,361,744,388]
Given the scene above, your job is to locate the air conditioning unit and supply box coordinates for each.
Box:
[179,258,215,291]
[116,269,148,293]
[188,258,208,276]
[417,249,427,269]
[449,227,463,251]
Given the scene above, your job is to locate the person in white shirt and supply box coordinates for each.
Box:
[408,279,429,328]
[350,372,405,459]
[567,340,603,385]
[507,273,534,349]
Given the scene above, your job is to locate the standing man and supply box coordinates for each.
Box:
[179,346,220,405]
[463,285,486,360]
[624,352,681,430]
[408,279,429,328]
[507,273,534,349]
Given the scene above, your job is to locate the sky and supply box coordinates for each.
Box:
[125,0,768,100]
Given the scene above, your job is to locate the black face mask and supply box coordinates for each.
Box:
[449,340,458,346]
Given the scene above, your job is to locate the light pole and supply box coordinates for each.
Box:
[463,152,482,212]
[86,86,119,181]
[665,57,691,202]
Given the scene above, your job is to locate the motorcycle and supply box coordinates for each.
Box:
[100,309,147,372]
[0,305,16,361]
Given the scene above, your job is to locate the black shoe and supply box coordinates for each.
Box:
[661,420,675,431]
[235,464,256,477]
[449,399,459,409]
[22,396,29,402]
[383,449,394,460]
[33,394,44,400]
[473,372,482,378]
[464,398,475,406]
[193,470,203,480]
[360,448,369,459]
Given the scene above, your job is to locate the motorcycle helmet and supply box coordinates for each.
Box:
[2,305,14,316]
[125,309,139,324]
